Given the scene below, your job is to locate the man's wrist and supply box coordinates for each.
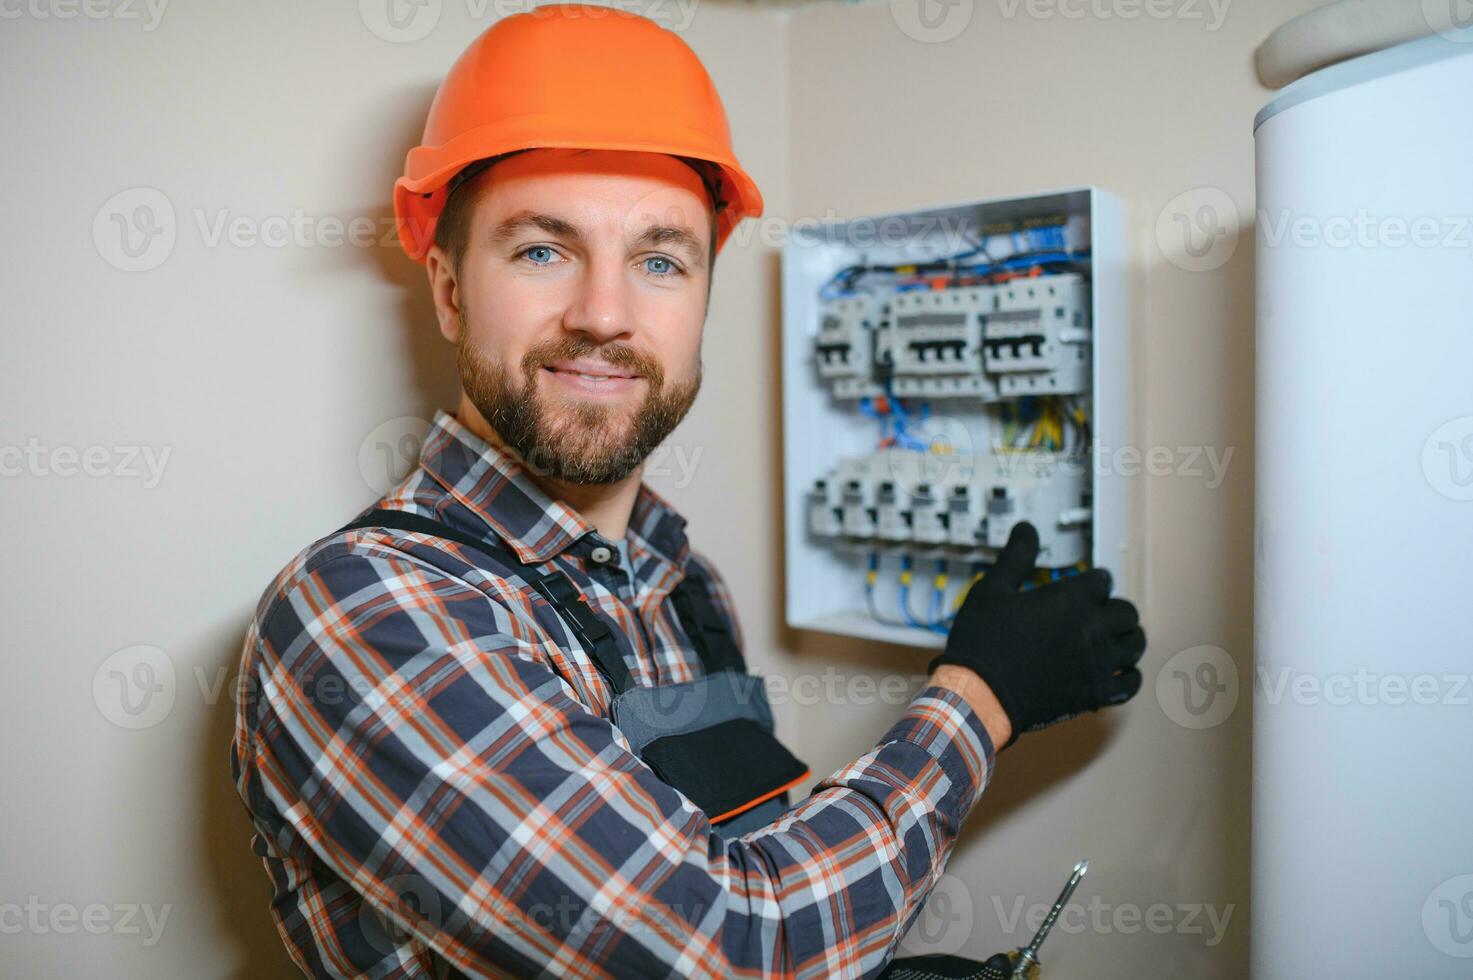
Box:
[929,665,1012,750]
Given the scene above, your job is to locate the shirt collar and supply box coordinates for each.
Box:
[418,409,691,567]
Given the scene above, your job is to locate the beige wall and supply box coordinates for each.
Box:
[782,2,1323,977]
[0,1,1314,976]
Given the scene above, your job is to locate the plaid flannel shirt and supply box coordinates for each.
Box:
[230,409,997,979]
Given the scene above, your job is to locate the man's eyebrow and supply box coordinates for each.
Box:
[488,211,583,246]
[488,210,707,269]
[632,224,707,269]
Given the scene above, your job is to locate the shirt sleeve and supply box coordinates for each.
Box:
[235,543,997,979]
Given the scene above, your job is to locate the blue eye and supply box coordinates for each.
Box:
[644,255,682,277]
[521,246,557,265]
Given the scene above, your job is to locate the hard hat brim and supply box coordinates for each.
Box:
[394,131,763,265]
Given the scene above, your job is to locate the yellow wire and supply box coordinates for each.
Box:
[952,572,984,611]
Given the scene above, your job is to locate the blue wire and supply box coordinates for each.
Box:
[816,226,1080,299]
[897,556,925,629]
[879,378,927,451]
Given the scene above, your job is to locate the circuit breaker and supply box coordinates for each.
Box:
[782,188,1130,647]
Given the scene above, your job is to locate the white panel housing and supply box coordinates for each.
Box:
[781,188,1130,649]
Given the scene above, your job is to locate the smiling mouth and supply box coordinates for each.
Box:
[542,361,642,383]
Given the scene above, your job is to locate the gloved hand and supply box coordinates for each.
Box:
[928,521,1146,750]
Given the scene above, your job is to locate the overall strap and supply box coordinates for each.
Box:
[339,508,633,695]
[669,574,747,675]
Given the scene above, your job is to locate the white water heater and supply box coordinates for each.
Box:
[1253,28,1473,978]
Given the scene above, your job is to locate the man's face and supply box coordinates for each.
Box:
[427,148,713,485]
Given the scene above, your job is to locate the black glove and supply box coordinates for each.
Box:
[928,521,1146,749]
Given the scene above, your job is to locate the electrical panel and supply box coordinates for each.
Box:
[782,188,1132,648]
[808,449,1090,566]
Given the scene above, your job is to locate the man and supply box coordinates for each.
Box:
[230,6,1146,977]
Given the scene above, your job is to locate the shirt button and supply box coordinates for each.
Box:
[589,546,614,565]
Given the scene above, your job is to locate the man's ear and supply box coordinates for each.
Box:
[424,245,463,344]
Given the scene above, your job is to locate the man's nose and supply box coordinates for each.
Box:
[562,250,634,344]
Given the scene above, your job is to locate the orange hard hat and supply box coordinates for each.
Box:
[393,3,764,264]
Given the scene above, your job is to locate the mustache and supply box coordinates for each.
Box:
[522,337,664,386]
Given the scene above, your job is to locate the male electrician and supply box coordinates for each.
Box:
[229,6,1147,978]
